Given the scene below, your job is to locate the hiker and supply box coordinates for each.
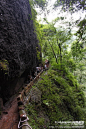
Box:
[47,60,49,68]
[36,67,41,74]
[44,59,49,70]
[44,64,47,70]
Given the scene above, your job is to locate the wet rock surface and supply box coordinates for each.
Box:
[0,0,40,102]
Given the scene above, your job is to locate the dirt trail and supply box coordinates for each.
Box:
[0,71,44,129]
[0,97,19,129]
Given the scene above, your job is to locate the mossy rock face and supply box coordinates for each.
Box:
[30,87,42,104]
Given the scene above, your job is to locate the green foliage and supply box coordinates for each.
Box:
[29,1,37,22]
[34,0,46,9]
[38,21,72,65]
[29,1,43,63]
[29,2,86,127]
[54,0,86,11]
[77,18,86,46]
[41,23,56,36]
[31,68,85,126]
[25,104,39,129]
[0,59,9,74]
[36,47,41,60]
[25,104,49,129]
[71,40,84,60]
[29,0,47,10]
[66,58,76,72]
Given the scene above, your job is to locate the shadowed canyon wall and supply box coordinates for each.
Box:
[0,0,40,103]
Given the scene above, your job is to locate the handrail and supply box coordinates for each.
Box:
[17,70,43,129]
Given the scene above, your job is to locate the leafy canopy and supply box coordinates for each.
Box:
[54,0,86,11]
[29,0,47,10]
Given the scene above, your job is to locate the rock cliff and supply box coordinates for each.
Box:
[0,0,40,103]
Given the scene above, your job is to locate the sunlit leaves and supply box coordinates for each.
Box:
[53,0,86,11]
[77,18,86,39]
[71,40,83,60]
[29,0,47,10]
[38,20,73,66]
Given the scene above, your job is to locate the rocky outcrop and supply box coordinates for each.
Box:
[0,0,40,103]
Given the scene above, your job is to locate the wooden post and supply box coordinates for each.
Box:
[17,94,23,101]
[19,109,27,121]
